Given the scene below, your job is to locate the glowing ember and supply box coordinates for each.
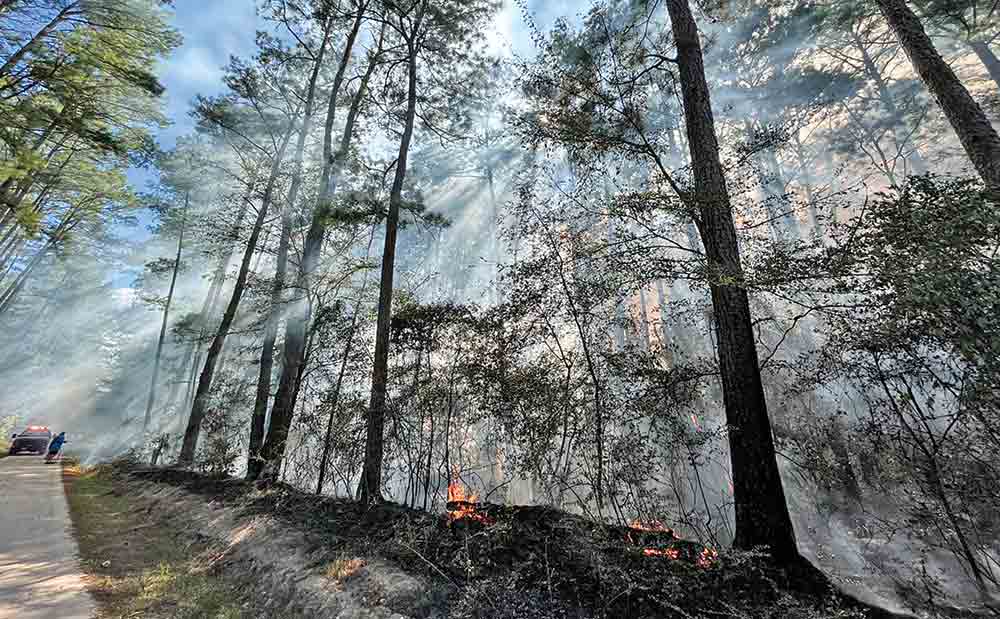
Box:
[643,547,681,559]
[628,520,678,558]
[446,479,493,525]
[697,547,719,568]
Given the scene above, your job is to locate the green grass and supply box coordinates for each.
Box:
[63,464,249,619]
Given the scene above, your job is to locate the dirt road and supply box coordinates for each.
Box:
[0,456,95,618]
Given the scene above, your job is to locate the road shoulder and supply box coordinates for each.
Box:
[63,462,250,619]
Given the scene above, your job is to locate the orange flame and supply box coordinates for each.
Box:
[628,520,717,566]
[447,479,492,525]
[448,479,477,504]
[629,520,679,558]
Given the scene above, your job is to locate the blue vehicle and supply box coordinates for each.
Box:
[8,425,52,456]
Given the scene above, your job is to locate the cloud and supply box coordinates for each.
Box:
[155,0,261,147]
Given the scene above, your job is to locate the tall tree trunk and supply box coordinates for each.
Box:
[183,188,256,422]
[827,420,862,504]
[874,0,1000,190]
[665,0,798,560]
[969,39,1000,92]
[178,136,293,465]
[0,202,78,315]
[144,190,189,430]
[0,237,25,287]
[850,29,927,176]
[358,11,424,504]
[248,23,333,480]
[655,279,674,366]
[253,10,378,483]
[0,240,49,314]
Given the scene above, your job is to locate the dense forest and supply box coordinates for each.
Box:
[1,0,998,614]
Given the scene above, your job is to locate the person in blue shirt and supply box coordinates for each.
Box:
[46,432,66,459]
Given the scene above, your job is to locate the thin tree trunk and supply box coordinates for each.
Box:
[0,230,22,278]
[422,358,435,510]
[655,279,674,366]
[177,135,293,465]
[826,418,862,504]
[970,39,1000,92]
[486,164,499,305]
[316,232,376,494]
[0,3,78,79]
[144,190,189,430]
[0,113,63,218]
[638,286,652,351]
[0,202,78,315]
[850,29,926,175]
[666,0,798,559]
[358,10,424,504]
[248,23,333,480]
[314,306,359,495]
[874,0,1000,190]
[0,237,25,287]
[254,10,377,483]
[182,189,256,419]
[0,240,49,314]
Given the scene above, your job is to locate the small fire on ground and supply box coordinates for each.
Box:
[628,520,718,567]
[447,479,493,525]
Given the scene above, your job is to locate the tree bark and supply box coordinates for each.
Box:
[144,190,189,430]
[874,0,1000,190]
[253,10,377,483]
[248,22,333,480]
[665,0,798,560]
[358,8,425,504]
[177,135,293,465]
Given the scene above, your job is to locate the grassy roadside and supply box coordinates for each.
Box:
[62,462,251,619]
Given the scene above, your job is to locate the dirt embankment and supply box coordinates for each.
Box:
[69,462,924,619]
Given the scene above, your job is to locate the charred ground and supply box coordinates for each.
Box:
[105,462,925,619]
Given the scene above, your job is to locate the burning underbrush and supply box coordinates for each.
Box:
[445,479,718,569]
[125,465,898,619]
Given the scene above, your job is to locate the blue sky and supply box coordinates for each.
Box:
[126,0,258,187]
